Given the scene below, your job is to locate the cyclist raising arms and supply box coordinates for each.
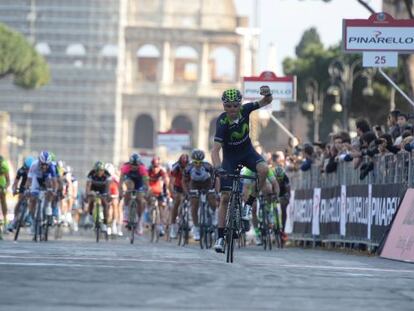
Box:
[211,86,273,253]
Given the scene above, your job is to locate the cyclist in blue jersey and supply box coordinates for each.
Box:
[211,86,273,252]
[26,151,59,223]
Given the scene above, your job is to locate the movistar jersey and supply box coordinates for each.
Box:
[214,102,260,153]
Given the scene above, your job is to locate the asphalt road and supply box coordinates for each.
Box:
[0,230,413,311]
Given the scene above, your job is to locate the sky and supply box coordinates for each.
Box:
[234,0,383,75]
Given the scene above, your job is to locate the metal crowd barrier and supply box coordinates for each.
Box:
[287,152,411,250]
[289,152,412,190]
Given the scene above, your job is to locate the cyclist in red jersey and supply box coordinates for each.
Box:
[168,154,189,239]
[148,156,170,236]
[119,153,149,234]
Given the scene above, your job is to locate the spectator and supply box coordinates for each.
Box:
[300,144,314,171]
[387,110,401,140]
[325,144,338,174]
[397,113,409,133]
[352,118,371,149]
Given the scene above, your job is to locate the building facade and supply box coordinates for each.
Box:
[123,0,245,160]
[0,0,247,180]
[0,0,124,179]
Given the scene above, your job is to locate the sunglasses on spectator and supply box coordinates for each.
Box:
[224,103,240,109]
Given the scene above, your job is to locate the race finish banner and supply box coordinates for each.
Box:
[318,186,341,238]
[370,184,405,244]
[343,12,414,67]
[243,71,296,111]
[291,189,313,235]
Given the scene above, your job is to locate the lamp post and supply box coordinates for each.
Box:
[328,59,375,131]
[303,78,323,142]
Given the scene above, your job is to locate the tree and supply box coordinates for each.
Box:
[305,0,414,99]
[282,27,409,142]
[0,23,50,89]
[295,27,323,58]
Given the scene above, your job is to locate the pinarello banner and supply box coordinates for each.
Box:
[344,185,370,240]
[369,184,404,244]
[243,71,297,102]
[381,189,414,263]
[318,186,341,238]
[291,189,313,235]
[343,12,414,53]
[289,183,405,244]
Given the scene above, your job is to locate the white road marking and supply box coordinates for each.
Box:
[0,254,413,275]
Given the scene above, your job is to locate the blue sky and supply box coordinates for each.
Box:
[234,0,383,75]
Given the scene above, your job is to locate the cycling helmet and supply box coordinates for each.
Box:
[129,153,141,165]
[105,163,114,175]
[94,161,105,172]
[191,149,205,161]
[178,154,189,167]
[221,88,242,103]
[151,156,160,167]
[39,151,52,165]
[24,156,35,169]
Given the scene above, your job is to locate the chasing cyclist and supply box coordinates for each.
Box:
[183,149,216,241]
[85,161,111,232]
[168,154,189,239]
[211,86,273,253]
[119,153,149,235]
[7,156,34,232]
[147,156,170,236]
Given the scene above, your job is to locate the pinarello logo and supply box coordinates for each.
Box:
[373,31,382,38]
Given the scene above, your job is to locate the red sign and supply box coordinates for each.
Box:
[343,12,414,53]
[381,189,414,263]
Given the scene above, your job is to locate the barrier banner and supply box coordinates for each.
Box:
[344,185,370,240]
[292,189,313,234]
[370,184,404,244]
[312,188,321,235]
[285,190,295,234]
[381,189,414,263]
[319,186,341,237]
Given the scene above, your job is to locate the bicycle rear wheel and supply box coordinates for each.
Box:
[129,201,137,244]
[95,204,100,243]
[34,200,42,242]
[14,200,28,241]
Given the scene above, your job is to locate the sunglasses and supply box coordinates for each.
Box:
[224,103,240,109]
[193,160,203,164]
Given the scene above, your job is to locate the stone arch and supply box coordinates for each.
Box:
[171,115,193,132]
[209,46,236,82]
[171,114,194,147]
[137,44,160,81]
[133,114,154,149]
[174,46,199,82]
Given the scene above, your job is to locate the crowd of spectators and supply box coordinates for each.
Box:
[281,110,414,180]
